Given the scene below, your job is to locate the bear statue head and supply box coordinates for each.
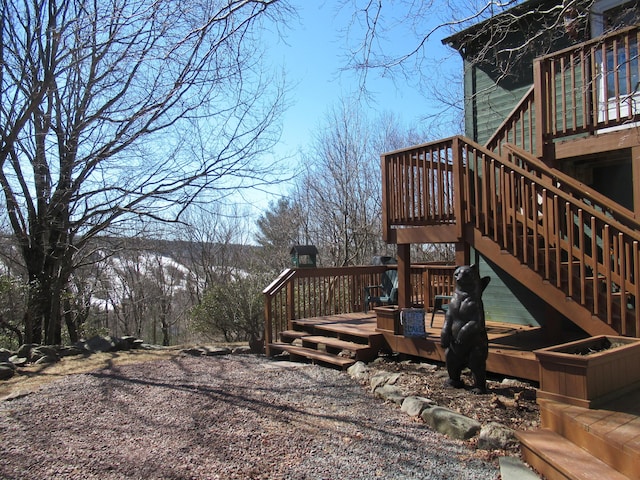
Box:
[453,264,490,294]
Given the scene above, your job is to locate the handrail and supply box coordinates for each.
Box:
[381,136,458,230]
[263,265,389,354]
[458,136,639,336]
[382,134,640,336]
[503,143,640,232]
[535,25,640,145]
[486,25,640,158]
[486,86,536,156]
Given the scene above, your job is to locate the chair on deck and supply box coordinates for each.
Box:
[430,295,452,327]
[364,269,398,312]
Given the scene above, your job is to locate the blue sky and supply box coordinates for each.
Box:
[240,1,461,221]
[272,1,457,157]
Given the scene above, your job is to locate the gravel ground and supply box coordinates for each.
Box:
[0,354,501,480]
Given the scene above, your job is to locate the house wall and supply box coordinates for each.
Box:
[472,248,542,327]
[450,0,638,331]
[558,148,634,211]
[464,60,533,145]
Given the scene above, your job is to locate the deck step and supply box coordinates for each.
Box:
[268,343,356,369]
[517,429,631,480]
[300,335,377,361]
[312,323,381,341]
[538,398,640,478]
[279,330,377,361]
[280,330,309,342]
[300,335,367,349]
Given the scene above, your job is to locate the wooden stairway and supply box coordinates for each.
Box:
[268,314,385,369]
[517,391,640,480]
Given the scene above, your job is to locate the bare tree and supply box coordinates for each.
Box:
[294,101,422,266]
[179,205,254,302]
[0,0,291,344]
[339,0,595,130]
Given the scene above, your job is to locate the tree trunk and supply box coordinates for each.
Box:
[64,297,79,344]
[24,251,70,345]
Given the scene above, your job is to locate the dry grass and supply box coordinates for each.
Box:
[0,347,184,400]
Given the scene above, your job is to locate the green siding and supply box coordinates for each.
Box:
[472,248,542,327]
[465,62,533,145]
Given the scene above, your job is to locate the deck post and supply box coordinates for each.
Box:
[286,280,295,330]
[264,295,273,356]
[397,243,411,308]
[533,58,547,160]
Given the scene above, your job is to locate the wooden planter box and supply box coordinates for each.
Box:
[535,335,640,408]
[375,306,401,335]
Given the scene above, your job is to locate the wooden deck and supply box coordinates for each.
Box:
[518,390,640,479]
[271,311,585,382]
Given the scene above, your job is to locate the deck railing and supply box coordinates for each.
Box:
[263,264,456,354]
[486,25,640,157]
[384,136,640,336]
[484,140,640,336]
[486,86,536,156]
[381,137,460,233]
[536,25,640,149]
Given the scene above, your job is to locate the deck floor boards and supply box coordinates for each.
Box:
[286,311,574,381]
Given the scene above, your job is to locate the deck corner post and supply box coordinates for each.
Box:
[533,58,547,159]
[264,295,273,357]
[397,243,411,308]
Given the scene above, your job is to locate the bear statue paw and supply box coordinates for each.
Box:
[445,378,465,389]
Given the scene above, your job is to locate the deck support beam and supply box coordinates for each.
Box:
[397,243,411,309]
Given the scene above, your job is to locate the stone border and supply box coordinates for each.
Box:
[347,361,519,450]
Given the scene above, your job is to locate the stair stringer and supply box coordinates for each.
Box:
[471,228,619,337]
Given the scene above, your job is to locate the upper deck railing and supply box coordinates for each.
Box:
[381,137,463,242]
[487,25,640,156]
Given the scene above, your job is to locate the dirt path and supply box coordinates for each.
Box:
[1,353,502,480]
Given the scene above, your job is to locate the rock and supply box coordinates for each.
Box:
[401,396,436,417]
[181,346,231,356]
[347,361,370,381]
[202,346,231,356]
[478,422,518,450]
[232,346,252,355]
[369,371,401,392]
[57,346,86,357]
[415,363,438,372]
[0,348,12,362]
[34,355,58,365]
[500,378,522,387]
[373,384,405,405]
[421,406,481,440]
[119,336,143,349]
[31,346,59,363]
[8,356,27,366]
[84,336,118,353]
[0,363,16,380]
[182,347,206,356]
[16,344,37,361]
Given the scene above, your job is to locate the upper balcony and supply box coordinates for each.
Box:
[487,25,640,158]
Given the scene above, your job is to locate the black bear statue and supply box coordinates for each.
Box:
[440,264,491,394]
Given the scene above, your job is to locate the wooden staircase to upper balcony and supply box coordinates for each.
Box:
[382,25,640,341]
[379,25,640,480]
[383,135,640,339]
